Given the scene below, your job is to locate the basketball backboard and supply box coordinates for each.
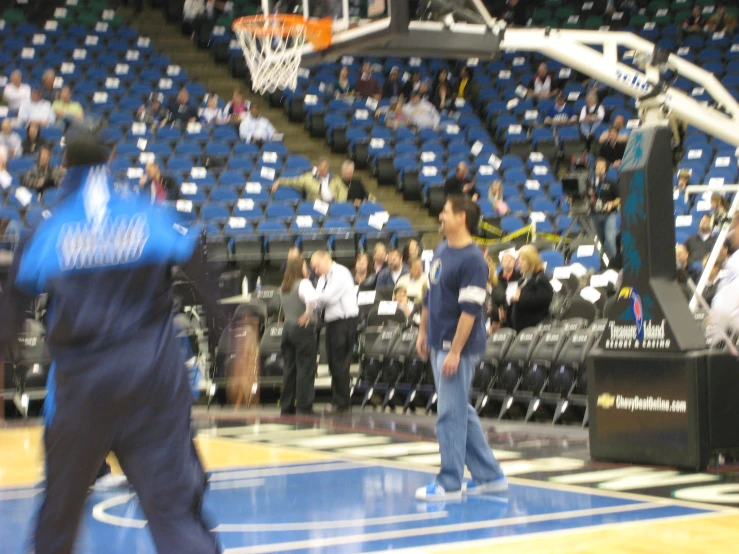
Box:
[258,0,504,64]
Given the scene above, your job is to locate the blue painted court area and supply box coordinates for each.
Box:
[0,460,713,553]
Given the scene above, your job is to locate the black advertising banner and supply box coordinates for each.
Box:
[588,352,705,469]
[598,125,704,352]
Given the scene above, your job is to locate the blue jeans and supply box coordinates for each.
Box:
[430,348,504,492]
[592,211,618,260]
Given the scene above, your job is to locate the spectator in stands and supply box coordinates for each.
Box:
[402,90,440,130]
[3,71,31,112]
[393,285,416,318]
[676,244,700,284]
[701,255,722,306]
[382,100,410,129]
[52,87,84,126]
[675,169,691,196]
[223,89,248,124]
[353,252,377,290]
[239,103,276,145]
[163,88,198,128]
[272,159,348,202]
[376,248,409,290]
[22,122,46,156]
[488,180,509,215]
[432,81,456,113]
[579,91,605,148]
[444,162,479,201]
[373,242,388,277]
[418,80,432,101]
[23,146,63,193]
[495,251,520,327]
[432,68,453,94]
[396,257,429,302]
[501,0,528,27]
[333,66,353,98]
[544,93,576,127]
[710,193,729,230]
[354,62,381,101]
[681,5,706,40]
[402,238,421,265]
[18,88,55,128]
[341,160,372,207]
[40,69,58,103]
[279,257,318,416]
[598,127,627,167]
[136,93,167,130]
[191,0,225,47]
[310,250,359,413]
[706,3,737,33]
[456,66,479,103]
[589,158,620,260]
[685,214,717,266]
[0,119,22,159]
[403,71,422,98]
[528,63,559,101]
[382,66,403,99]
[200,95,224,126]
[138,162,177,204]
[509,245,554,332]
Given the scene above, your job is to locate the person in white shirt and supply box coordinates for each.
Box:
[401,91,441,130]
[0,119,22,159]
[200,94,224,126]
[18,88,56,127]
[239,103,276,144]
[310,250,359,413]
[3,71,31,112]
[280,257,319,415]
[709,214,739,347]
[579,91,605,146]
[395,258,430,303]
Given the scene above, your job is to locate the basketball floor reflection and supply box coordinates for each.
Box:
[0,424,723,554]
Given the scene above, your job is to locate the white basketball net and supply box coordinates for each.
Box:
[236,19,307,95]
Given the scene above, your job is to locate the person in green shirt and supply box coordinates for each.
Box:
[52,86,84,124]
[271,159,348,202]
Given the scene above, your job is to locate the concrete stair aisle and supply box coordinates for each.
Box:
[117,6,442,247]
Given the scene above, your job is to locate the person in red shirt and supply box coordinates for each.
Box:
[139,162,177,204]
[354,62,381,100]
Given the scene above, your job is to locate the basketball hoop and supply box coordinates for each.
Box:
[233,15,332,94]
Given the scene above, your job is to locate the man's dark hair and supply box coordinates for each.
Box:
[448,195,480,236]
[63,127,110,168]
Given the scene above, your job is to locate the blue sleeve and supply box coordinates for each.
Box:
[458,254,488,316]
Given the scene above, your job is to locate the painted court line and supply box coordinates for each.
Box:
[214,511,449,532]
[92,494,145,529]
[208,478,266,491]
[0,488,41,501]
[208,461,366,482]
[221,502,668,554]
[365,510,733,553]
[204,436,739,515]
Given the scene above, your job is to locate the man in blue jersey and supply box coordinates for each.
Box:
[0,131,224,553]
[416,196,507,501]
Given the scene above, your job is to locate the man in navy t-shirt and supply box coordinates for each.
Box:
[416,196,507,501]
[544,93,576,127]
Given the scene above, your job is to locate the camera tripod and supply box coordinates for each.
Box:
[556,201,606,262]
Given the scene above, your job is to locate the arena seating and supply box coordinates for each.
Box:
[4,0,738,423]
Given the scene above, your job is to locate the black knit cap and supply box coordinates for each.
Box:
[63,126,111,168]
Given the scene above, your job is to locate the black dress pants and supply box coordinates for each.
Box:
[324,316,358,410]
[280,322,318,414]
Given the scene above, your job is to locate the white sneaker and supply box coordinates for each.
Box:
[92,473,129,491]
[415,482,462,502]
[462,476,508,495]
